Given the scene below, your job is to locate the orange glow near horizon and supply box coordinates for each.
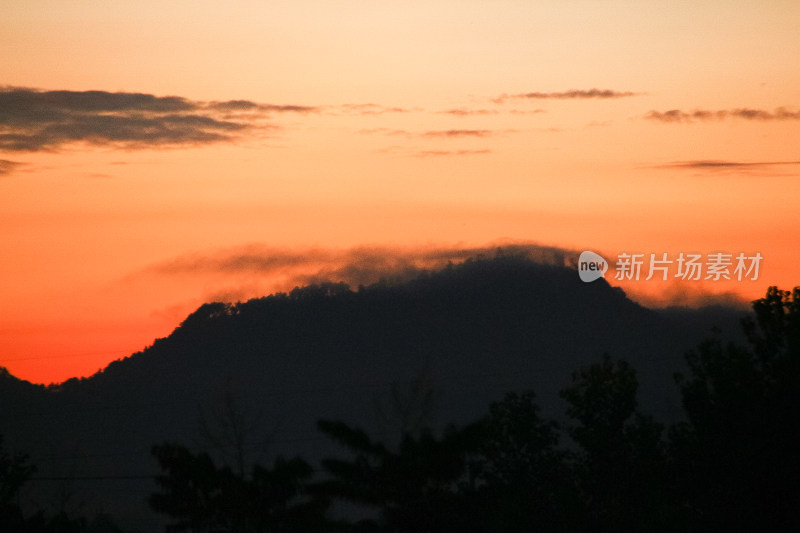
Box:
[2,1,799,384]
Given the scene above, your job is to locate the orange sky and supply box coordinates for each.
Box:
[2,1,799,384]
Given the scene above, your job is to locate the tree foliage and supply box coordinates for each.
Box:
[315,419,485,532]
[672,286,800,531]
[150,443,328,532]
[0,434,36,529]
[140,284,800,531]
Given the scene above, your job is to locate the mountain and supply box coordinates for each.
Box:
[0,255,748,531]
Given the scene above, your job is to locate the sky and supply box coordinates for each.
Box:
[1,0,799,384]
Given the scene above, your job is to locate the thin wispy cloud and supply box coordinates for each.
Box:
[0,159,23,175]
[414,149,492,157]
[654,160,800,176]
[134,243,743,310]
[494,89,637,103]
[660,160,800,169]
[335,103,415,115]
[358,128,411,137]
[140,243,578,287]
[438,107,545,116]
[422,129,492,138]
[628,285,749,310]
[210,100,318,114]
[134,243,583,318]
[149,247,325,275]
[438,108,500,116]
[645,107,800,123]
[375,145,493,157]
[361,129,499,141]
[361,128,494,138]
[0,87,313,152]
[508,109,547,115]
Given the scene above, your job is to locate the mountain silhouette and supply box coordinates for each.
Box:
[0,255,747,530]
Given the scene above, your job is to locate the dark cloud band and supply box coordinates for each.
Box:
[645,107,800,123]
[653,160,800,176]
[660,160,800,169]
[0,87,313,152]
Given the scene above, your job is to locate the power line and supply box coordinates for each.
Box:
[29,475,155,481]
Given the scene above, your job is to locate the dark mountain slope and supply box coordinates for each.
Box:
[0,256,747,530]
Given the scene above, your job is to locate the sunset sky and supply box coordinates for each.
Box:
[2,0,799,384]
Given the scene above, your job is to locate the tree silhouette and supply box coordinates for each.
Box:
[316,419,485,532]
[1,435,131,532]
[7,257,797,530]
[0,434,36,530]
[560,355,671,531]
[374,369,441,447]
[672,286,800,531]
[197,380,279,479]
[472,391,578,532]
[150,442,329,532]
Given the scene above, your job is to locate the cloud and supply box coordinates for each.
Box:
[645,107,800,123]
[626,284,750,310]
[0,87,314,152]
[375,145,493,157]
[140,243,580,288]
[0,159,23,175]
[438,108,499,116]
[130,243,581,319]
[335,103,414,115]
[728,108,800,120]
[210,100,318,113]
[644,110,711,123]
[508,108,547,115]
[494,89,637,103]
[133,242,746,310]
[659,160,800,170]
[358,128,411,137]
[150,246,328,275]
[438,107,546,116]
[422,129,492,138]
[652,160,800,177]
[414,149,492,157]
[362,129,498,139]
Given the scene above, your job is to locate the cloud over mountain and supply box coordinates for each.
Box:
[132,243,752,312]
[143,243,579,288]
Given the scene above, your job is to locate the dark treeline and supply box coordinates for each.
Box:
[1,254,795,532]
[5,286,793,532]
[0,435,130,532]
[144,286,800,532]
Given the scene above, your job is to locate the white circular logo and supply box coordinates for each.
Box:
[578,251,608,282]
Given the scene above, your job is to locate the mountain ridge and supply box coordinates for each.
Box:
[1,255,749,530]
